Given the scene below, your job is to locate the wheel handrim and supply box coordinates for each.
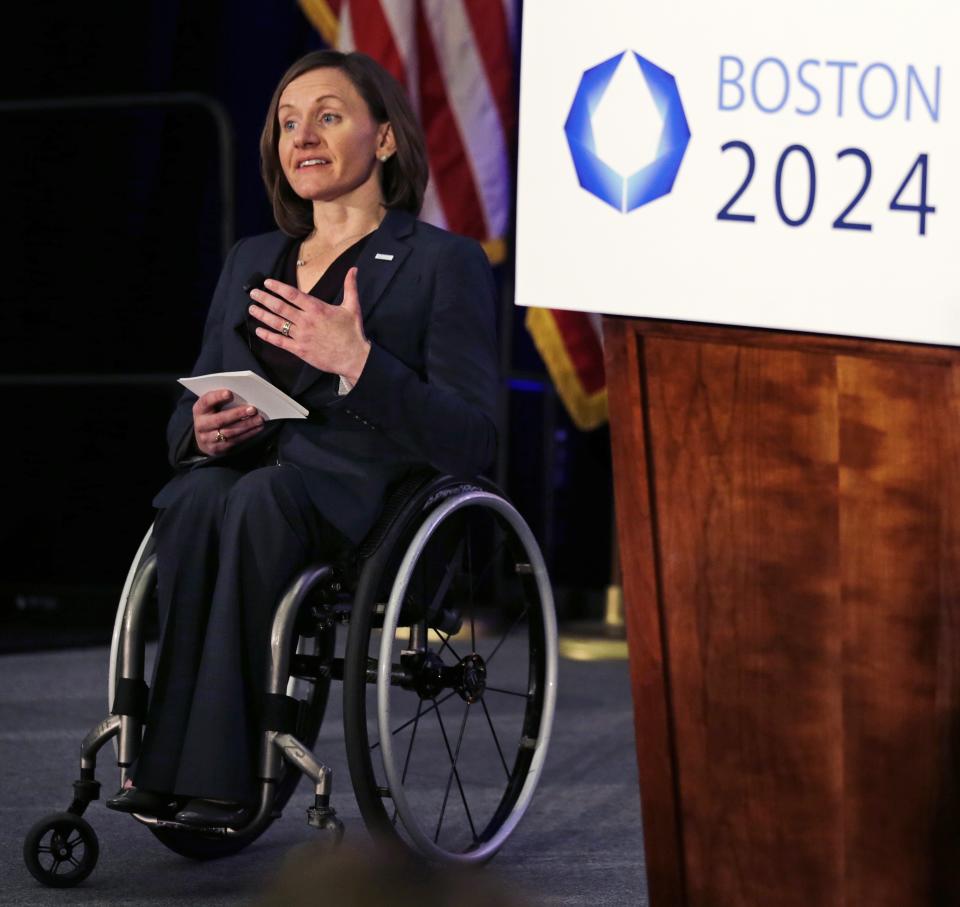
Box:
[375,491,558,864]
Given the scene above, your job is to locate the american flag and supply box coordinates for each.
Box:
[297,0,608,429]
[298,0,515,264]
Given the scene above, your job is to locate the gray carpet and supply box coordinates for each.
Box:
[0,642,647,905]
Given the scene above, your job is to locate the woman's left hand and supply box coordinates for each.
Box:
[248,267,371,384]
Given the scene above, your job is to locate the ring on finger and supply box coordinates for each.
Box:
[280,319,292,337]
[216,429,225,443]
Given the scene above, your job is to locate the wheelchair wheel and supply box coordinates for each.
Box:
[344,487,557,864]
[23,812,99,888]
[108,529,336,860]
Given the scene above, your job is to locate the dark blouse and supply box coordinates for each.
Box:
[245,232,372,393]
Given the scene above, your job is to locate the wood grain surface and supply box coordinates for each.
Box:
[604,316,960,907]
[605,322,686,906]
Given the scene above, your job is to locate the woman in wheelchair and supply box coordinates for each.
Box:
[25,49,557,886]
[103,49,499,828]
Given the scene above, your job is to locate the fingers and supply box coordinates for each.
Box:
[193,389,233,415]
[194,403,261,437]
[195,407,265,456]
[197,423,264,456]
[253,267,365,373]
[212,416,264,444]
[190,390,269,456]
[253,325,297,353]
[249,281,324,342]
[259,279,321,313]
[248,301,295,337]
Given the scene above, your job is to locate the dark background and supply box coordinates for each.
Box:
[0,1,613,651]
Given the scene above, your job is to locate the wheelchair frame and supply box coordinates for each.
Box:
[24,475,558,887]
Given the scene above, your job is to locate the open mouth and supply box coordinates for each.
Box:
[297,158,330,168]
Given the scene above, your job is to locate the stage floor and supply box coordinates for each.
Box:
[0,639,646,906]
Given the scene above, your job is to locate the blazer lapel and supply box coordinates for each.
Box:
[353,224,412,321]
[291,209,415,397]
[228,233,290,378]
[229,317,269,378]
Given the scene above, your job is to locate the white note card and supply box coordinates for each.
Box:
[178,370,308,420]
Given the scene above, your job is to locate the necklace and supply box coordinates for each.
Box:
[296,228,373,268]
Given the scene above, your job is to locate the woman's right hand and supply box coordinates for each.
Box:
[193,389,265,456]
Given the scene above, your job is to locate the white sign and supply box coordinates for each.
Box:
[515,0,960,346]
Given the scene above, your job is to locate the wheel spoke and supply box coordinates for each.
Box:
[400,698,425,784]
[37,845,53,854]
[66,835,83,848]
[369,690,458,751]
[392,698,426,826]
[485,604,529,666]
[425,537,465,622]
[468,523,476,653]
[434,712,460,842]
[480,699,511,780]
[485,686,530,699]
[431,534,509,654]
[67,855,81,868]
[471,536,507,591]
[433,702,477,844]
[51,858,64,873]
[433,628,463,663]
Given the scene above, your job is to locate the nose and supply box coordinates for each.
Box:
[294,121,321,148]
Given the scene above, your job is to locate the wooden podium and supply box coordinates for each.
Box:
[603,316,960,907]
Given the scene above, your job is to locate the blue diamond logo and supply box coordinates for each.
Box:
[564,51,691,213]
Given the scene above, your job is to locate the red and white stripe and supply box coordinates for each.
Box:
[336,0,514,248]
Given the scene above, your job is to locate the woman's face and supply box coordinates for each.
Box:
[277,67,394,205]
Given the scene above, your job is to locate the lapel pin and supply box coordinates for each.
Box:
[374,252,395,261]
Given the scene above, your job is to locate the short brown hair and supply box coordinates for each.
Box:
[260,50,428,236]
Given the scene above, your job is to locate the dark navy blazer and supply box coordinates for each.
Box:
[153,208,500,544]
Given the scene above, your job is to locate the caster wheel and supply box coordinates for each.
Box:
[23,812,99,888]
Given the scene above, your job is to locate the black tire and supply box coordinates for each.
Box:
[343,481,555,861]
[148,622,336,860]
[23,812,99,888]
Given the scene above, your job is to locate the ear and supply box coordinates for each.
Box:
[376,122,397,159]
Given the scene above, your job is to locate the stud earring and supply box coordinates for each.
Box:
[378,154,390,162]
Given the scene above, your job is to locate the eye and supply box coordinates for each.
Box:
[281,119,297,132]
[320,113,341,125]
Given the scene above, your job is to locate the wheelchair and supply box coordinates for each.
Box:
[23,473,558,887]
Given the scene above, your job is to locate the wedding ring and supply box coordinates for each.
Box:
[280,320,292,337]
[216,429,225,443]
